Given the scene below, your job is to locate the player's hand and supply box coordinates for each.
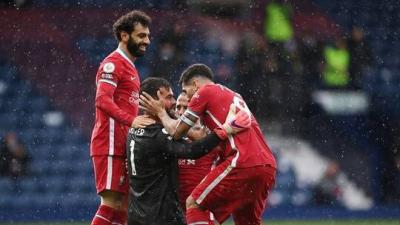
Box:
[222,103,252,134]
[131,115,156,128]
[139,91,165,117]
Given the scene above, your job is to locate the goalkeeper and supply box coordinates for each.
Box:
[126,77,250,225]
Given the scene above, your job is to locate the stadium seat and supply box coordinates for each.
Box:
[0,178,15,195]
[31,193,59,208]
[18,112,44,129]
[67,175,95,193]
[63,128,85,144]
[60,192,98,208]
[0,112,18,129]
[19,177,44,194]
[58,143,88,161]
[30,158,52,176]
[43,176,69,194]
[24,96,49,113]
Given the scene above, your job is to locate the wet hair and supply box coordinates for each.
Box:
[140,77,171,100]
[113,10,151,41]
[179,63,214,85]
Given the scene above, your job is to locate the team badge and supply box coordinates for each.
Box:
[103,62,115,73]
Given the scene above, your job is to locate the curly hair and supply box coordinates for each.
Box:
[179,63,214,85]
[112,10,151,41]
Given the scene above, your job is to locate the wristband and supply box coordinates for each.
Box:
[180,115,195,127]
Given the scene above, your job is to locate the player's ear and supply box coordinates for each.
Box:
[192,78,199,89]
[120,31,130,42]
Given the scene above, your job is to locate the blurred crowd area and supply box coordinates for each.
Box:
[0,0,399,217]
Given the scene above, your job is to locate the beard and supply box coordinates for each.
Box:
[127,36,147,57]
[167,108,178,119]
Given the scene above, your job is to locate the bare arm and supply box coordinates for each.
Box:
[187,125,207,141]
[139,91,178,135]
[172,110,200,139]
[156,108,179,135]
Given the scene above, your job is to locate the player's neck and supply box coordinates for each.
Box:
[117,43,136,63]
[197,80,214,89]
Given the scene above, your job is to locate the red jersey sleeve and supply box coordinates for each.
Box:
[187,85,212,119]
[95,61,135,126]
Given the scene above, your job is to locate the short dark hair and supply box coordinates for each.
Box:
[179,63,214,85]
[113,10,151,41]
[140,77,171,100]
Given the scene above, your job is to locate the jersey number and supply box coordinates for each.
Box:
[129,140,137,176]
[233,96,251,114]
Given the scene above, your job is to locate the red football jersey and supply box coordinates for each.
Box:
[90,48,140,156]
[187,84,276,168]
[178,149,218,208]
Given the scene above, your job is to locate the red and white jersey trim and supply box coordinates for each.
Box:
[106,156,113,189]
[196,163,233,204]
[109,118,115,155]
[98,79,117,87]
[205,110,239,167]
[115,48,136,69]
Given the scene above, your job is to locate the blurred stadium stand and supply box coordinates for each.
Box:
[0,0,400,221]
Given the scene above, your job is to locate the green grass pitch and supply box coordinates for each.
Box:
[2,220,399,225]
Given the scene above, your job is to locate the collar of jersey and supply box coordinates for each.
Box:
[116,48,136,68]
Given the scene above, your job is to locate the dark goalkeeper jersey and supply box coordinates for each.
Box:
[126,123,221,225]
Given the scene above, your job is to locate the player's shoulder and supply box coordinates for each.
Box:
[199,83,232,94]
[98,52,131,78]
[101,51,125,67]
[129,123,164,140]
[199,83,217,92]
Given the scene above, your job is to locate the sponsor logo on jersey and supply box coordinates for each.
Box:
[129,91,139,105]
[178,159,196,165]
[103,62,115,73]
[101,73,113,79]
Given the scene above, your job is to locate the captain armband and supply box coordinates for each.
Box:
[180,114,196,127]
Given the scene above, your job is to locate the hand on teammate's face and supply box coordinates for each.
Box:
[131,115,156,128]
[139,91,166,117]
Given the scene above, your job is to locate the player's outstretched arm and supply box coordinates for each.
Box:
[161,130,223,159]
[173,109,200,140]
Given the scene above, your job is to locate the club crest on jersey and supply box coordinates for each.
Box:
[103,62,115,73]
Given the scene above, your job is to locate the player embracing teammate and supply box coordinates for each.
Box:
[89,9,276,225]
[141,63,277,225]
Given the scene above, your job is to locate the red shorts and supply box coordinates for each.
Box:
[92,155,129,195]
[191,160,276,225]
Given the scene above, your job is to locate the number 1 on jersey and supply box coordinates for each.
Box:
[130,140,137,175]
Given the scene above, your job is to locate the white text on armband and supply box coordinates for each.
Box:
[180,115,196,127]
